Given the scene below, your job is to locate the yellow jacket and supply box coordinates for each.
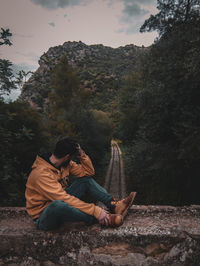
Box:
[25,154,102,220]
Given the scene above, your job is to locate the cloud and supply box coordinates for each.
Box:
[48,22,56,27]
[122,1,148,18]
[117,0,157,34]
[108,0,156,8]
[31,0,91,10]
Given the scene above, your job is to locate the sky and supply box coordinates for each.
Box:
[0,0,158,74]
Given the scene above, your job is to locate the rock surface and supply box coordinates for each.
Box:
[0,205,200,265]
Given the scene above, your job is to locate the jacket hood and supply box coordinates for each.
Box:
[32,155,58,172]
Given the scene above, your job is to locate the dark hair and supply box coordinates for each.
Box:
[53,136,78,158]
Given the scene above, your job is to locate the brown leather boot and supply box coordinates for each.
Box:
[108,214,123,227]
[112,192,137,217]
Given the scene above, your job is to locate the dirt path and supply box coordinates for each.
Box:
[104,140,126,199]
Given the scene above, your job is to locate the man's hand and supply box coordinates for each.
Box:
[76,144,85,157]
[97,209,110,226]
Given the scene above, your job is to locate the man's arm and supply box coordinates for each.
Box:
[69,146,95,177]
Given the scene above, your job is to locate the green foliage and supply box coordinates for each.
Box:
[0,101,50,206]
[47,55,112,184]
[77,109,112,158]
[48,54,80,117]
[0,59,16,98]
[117,2,200,205]
[140,0,200,36]
[75,109,112,185]
[47,54,83,137]
[15,70,33,89]
[0,28,12,46]
[0,28,47,206]
[0,28,32,100]
[114,72,143,141]
[0,28,14,98]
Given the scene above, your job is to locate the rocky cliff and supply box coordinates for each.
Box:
[20,41,147,110]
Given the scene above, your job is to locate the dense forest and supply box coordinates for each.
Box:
[0,0,200,206]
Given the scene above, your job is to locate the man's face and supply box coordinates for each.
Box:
[60,154,74,168]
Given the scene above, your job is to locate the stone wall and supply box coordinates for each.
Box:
[0,205,200,265]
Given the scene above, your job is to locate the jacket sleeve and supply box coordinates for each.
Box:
[34,170,101,219]
[69,154,95,177]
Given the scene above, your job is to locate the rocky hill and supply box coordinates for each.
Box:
[20,41,147,110]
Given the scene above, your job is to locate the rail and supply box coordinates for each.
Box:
[104,140,126,199]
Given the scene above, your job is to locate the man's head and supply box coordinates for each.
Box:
[53,136,78,159]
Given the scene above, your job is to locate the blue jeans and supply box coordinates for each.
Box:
[36,177,113,231]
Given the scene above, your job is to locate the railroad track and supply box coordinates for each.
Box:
[104,140,126,199]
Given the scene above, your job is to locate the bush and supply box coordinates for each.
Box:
[0,100,49,206]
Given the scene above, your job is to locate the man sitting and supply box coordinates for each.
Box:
[25,136,136,230]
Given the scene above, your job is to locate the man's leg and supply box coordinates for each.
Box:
[67,177,137,217]
[66,177,114,211]
[36,200,94,231]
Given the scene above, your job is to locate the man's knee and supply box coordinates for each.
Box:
[80,176,95,183]
[81,176,91,180]
[50,200,64,207]
[47,200,69,212]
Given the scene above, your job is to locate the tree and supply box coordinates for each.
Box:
[75,108,112,186]
[15,70,33,90]
[0,28,15,98]
[47,54,81,137]
[47,54,112,185]
[0,28,12,46]
[0,59,16,98]
[140,0,200,37]
[116,0,200,205]
[0,101,49,206]
[115,72,143,142]
[0,28,33,99]
[48,55,80,117]
[0,28,50,206]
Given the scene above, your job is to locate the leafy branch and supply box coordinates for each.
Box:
[0,28,12,46]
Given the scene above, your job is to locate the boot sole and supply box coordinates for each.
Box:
[109,214,123,227]
[121,192,137,218]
